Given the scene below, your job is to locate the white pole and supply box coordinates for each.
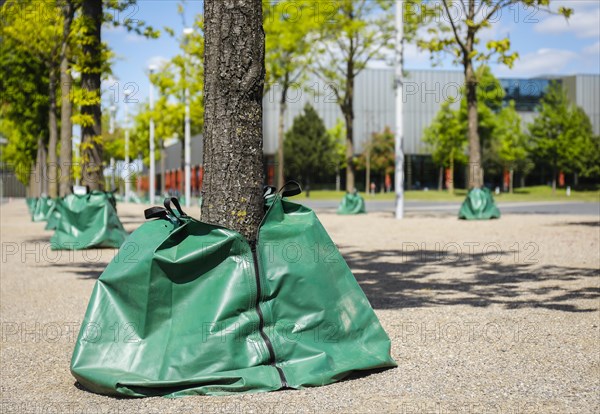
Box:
[124,90,131,201]
[394,0,405,219]
[183,27,193,208]
[184,87,191,207]
[149,66,156,204]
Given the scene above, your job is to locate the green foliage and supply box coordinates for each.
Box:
[529,82,599,178]
[314,0,395,102]
[495,100,529,171]
[412,0,572,69]
[327,119,347,170]
[284,104,337,186]
[129,13,204,160]
[263,0,318,92]
[423,101,467,168]
[361,127,396,175]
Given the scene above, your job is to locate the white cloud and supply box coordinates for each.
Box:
[583,41,600,56]
[497,48,577,77]
[534,2,600,38]
[146,55,169,70]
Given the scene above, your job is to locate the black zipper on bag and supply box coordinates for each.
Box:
[250,240,288,388]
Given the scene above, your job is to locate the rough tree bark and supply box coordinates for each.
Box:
[80,0,104,190]
[59,1,75,197]
[342,58,355,192]
[463,2,482,189]
[202,0,265,241]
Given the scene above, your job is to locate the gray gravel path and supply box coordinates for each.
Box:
[1,200,598,413]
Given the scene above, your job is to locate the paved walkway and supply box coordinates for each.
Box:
[303,199,600,216]
[1,200,598,413]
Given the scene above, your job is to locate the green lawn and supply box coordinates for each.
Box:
[300,186,600,202]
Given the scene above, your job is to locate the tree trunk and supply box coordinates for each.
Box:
[551,164,557,195]
[59,1,75,197]
[365,142,370,194]
[438,166,443,191]
[202,0,265,241]
[80,0,104,190]
[59,59,73,197]
[464,53,482,189]
[509,168,514,194]
[277,74,289,189]
[343,87,355,192]
[448,156,454,193]
[47,67,59,198]
[160,140,166,196]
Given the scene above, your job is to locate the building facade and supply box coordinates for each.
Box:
[262,69,600,189]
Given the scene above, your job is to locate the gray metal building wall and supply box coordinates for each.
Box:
[562,74,600,135]
[263,69,465,156]
[263,69,600,157]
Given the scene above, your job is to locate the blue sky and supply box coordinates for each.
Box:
[104,0,600,118]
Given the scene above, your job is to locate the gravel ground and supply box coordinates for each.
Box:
[1,199,599,413]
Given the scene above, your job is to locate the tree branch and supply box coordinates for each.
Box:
[442,0,466,54]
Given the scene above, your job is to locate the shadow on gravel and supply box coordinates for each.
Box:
[564,221,599,227]
[345,248,600,313]
[42,260,109,279]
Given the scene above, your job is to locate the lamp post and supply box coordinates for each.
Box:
[183,27,193,208]
[124,89,132,201]
[109,105,117,190]
[394,0,405,219]
[148,65,157,204]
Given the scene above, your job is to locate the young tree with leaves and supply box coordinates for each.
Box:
[412,0,572,188]
[284,104,336,197]
[358,127,396,192]
[263,0,319,188]
[495,100,528,193]
[529,82,597,192]
[423,101,466,192]
[2,0,64,197]
[314,0,395,192]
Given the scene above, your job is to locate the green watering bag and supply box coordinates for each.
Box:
[51,191,128,250]
[70,185,396,397]
[458,187,501,220]
[337,192,366,215]
[26,197,38,215]
[32,196,56,222]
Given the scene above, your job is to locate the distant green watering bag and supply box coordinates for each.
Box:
[31,196,56,222]
[458,187,501,220]
[337,192,366,215]
[71,183,396,397]
[51,191,127,250]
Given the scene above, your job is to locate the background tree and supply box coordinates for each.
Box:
[530,82,569,193]
[2,0,63,197]
[284,104,336,197]
[314,0,394,192]
[0,11,50,196]
[359,127,396,192]
[412,0,572,188]
[327,119,347,192]
[565,107,599,185]
[495,100,528,193]
[423,101,466,192]
[263,0,318,188]
[79,0,104,190]
[59,0,76,196]
[202,0,265,241]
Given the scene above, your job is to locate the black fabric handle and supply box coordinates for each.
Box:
[263,185,277,198]
[278,181,302,198]
[164,197,188,219]
[144,206,169,220]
